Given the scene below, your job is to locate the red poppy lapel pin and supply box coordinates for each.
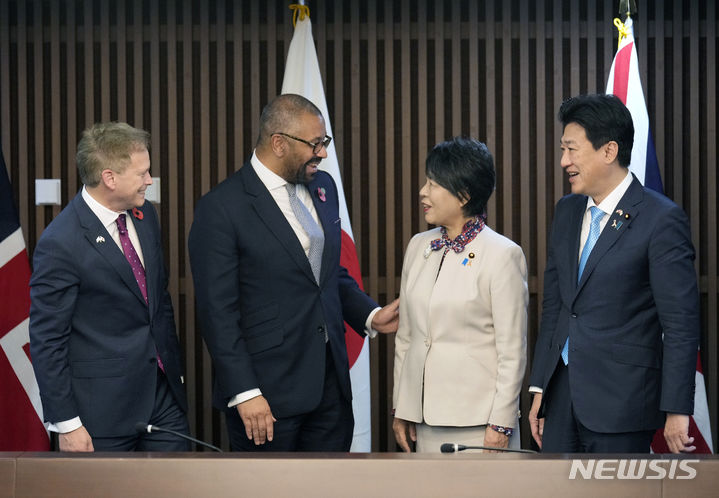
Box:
[132,207,144,220]
[317,187,326,202]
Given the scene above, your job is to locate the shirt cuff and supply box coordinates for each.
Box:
[48,417,83,434]
[365,307,382,339]
[529,386,543,394]
[227,388,263,408]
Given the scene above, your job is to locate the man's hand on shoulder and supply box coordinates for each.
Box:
[59,426,94,452]
[237,395,276,445]
[372,298,400,334]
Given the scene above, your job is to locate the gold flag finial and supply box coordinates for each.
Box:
[289,4,310,27]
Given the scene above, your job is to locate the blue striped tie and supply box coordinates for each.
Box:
[561,206,604,365]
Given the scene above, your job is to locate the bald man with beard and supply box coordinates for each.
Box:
[189,94,399,452]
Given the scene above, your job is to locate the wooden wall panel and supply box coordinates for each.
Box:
[1,0,717,453]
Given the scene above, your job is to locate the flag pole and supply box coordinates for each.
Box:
[618,0,637,20]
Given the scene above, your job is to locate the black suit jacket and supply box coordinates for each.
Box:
[29,193,187,437]
[189,163,377,417]
[529,176,700,432]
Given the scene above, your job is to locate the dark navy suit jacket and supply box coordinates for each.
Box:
[529,175,699,432]
[29,193,187,437]
[188,163,377,418]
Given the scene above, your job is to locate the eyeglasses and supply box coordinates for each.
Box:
[274,132,332,155]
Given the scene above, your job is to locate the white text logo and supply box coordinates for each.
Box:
[568,459,699,480]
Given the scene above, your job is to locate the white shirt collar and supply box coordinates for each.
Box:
[250,150,288,192]
[586,170,633,215]
[81,185,127,229]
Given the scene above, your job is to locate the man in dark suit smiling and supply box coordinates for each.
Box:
[189,94,398,451]
[30,122,189,451]
[528,94,700,454]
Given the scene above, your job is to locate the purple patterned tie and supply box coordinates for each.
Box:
[116,214,148,303]
[116,214,164,372]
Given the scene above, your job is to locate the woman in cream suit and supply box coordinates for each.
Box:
[393,137,528,453]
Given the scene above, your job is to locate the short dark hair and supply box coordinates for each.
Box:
[256,94,324,146]
[425,137,496,218]
[558,93,634,167]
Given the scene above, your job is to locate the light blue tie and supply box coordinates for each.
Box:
[561,205,604,365]
[286,183,324,284]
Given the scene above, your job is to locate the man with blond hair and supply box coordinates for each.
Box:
[30,122,190,451]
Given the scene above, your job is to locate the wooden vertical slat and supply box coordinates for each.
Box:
[519,3,530,250]
[603,0,613,93]
[0,0,10,174]
[653,0,666,184]
[569,0,580,95]
[117,0,127,123]
[165,0,183,429]
[132,0,143,127]
[65,0,77,196]
[688,1,700,268]
[518,0,532,450]
[33,0,45,241]
[382,5,396,295]
[216,0,228,183]
[433,0,444,145]
[450,1,461,135]
[84,0,94,128]
[233,0,245,167]
[587,0,597,92]
[366,3,378,300]
[50,0,61,210]
[500,0,512,238]
[350,1,361,261]
[249,4,261,151]
[533,0,549,450]
[16,0,29,248]
[149,0,161,182]
[366,0,382,451]
[199,2,210,194]
[382,0,397,453]
[181,0,197,445]
[671,0,683,205]
[552,0,564,203]
[266,2,277,99]
[100,1,110,121]
[331,0,344,184]
[417,0,428,234]
[198,0,213,448]
[705,0,718,451]
[484,0,496,225]
[468,1,479,140]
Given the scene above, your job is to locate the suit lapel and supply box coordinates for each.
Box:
[242,164,317,283]
[575,177,643,293]
[73,193,149,307]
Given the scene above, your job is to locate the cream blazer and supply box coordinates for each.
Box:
[393,226,528,428]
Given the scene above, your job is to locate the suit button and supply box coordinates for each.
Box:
[318,325,325,334]
[424,339,431,347]
[571,313,577,318]
[150,357,156,364]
